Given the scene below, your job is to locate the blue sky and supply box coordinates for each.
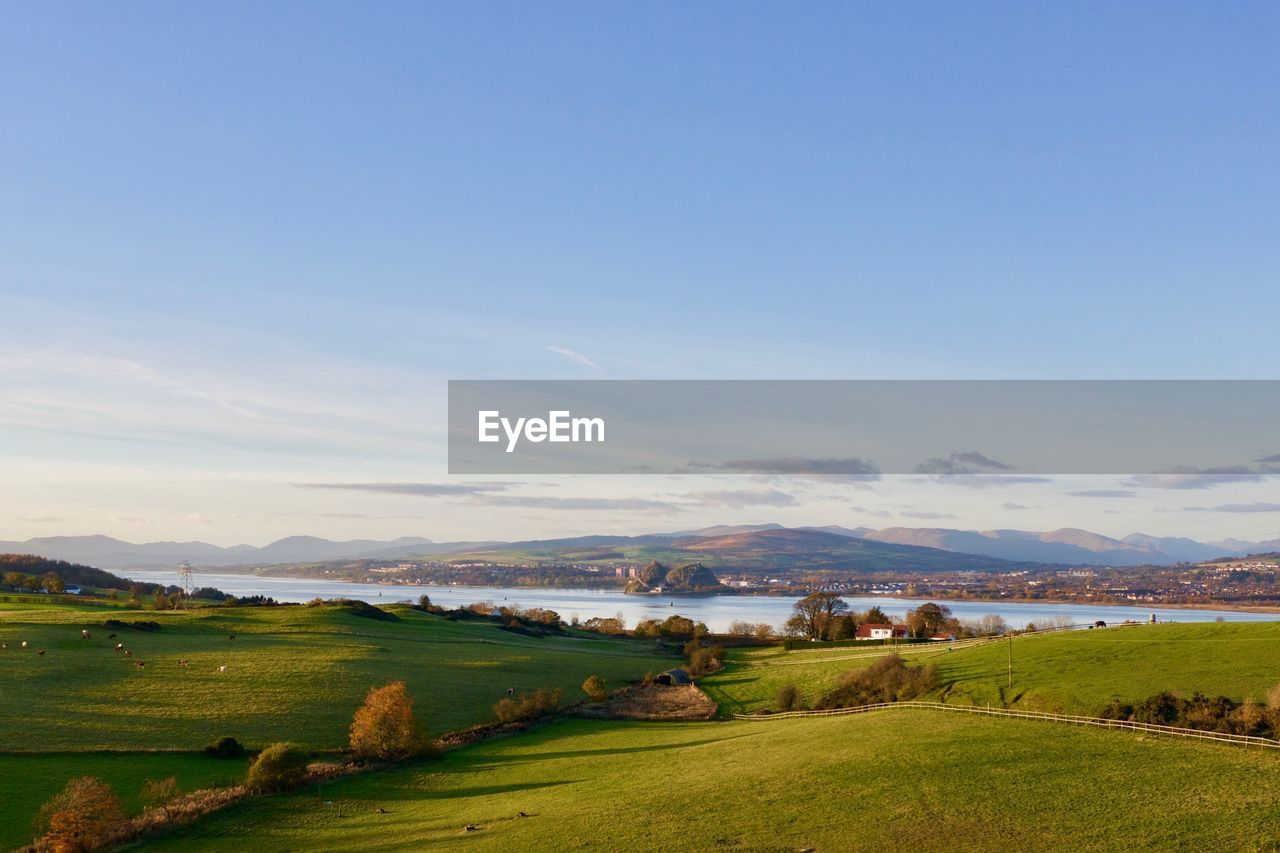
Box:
[3,2,1279,545]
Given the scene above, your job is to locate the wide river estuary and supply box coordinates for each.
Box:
[125,570,1280,633]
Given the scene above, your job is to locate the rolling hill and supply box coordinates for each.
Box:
[0,535,494,570]
[865,526,1200,566]
[444,527,1030,574]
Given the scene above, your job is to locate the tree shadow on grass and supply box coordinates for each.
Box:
[348,778,581,802]
[699,675,754,687]
[462,732,760,766]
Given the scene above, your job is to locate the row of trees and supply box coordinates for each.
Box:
[783,593,1017,641]
[2,570,65,593]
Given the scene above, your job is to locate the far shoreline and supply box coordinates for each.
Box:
[131,567,1280,616]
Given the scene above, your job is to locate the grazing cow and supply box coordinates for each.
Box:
[464,825,478,832]
[107,633,117,639]
[507,687,514,696]
[21,641,28,648]
[81,629,91,639]
[124,650,132,657]
[115,643,124,651]
[1,642,7,649]
[134,661,145,669]
[37,650,46,656]
[178,659,189,667]
[217,665,228,673]
[229,634,236,640]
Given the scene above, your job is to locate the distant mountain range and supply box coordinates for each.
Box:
[2,525,1277,572]
[0,534,499,570]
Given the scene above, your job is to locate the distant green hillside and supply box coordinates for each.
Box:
[1,553,162,593]
[702,621,1280,716]
[439,528,1025,574]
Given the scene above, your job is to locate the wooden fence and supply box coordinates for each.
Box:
[732,701,1280,750]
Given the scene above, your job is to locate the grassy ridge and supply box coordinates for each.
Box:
[0,753,239,851]
[140,713,1280,851]
[702,622,1280,715]
[0,604,672,751]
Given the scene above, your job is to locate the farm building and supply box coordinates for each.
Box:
[654,668,693,686]
[855,623,910,641]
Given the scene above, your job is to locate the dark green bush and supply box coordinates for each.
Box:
[205,736,245,758]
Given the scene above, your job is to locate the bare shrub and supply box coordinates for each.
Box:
[493,688,562,723]
[776,684,800,711]
[815,654,939,709]
[140,777,181,820]
[582,674,608,702]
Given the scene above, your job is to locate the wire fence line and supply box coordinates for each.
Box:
[732,701,1280,750]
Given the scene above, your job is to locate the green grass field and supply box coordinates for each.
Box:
[139,712,1280,851]
[703,622,1280,715]
[9,603,1280,851]
[0,603,673,751]
[0,752,242,850]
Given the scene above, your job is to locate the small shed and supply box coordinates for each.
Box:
[654,668,693,686]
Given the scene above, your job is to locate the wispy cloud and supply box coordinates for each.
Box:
[900,510,957,520]
[1124,466,1266,490]
[847,505,894,519]
[916,451,1016,475]
[1067,489,1139,498]
[700,457,881,482]
[293,482,512,497]
[546,346,603,372]
[916,475,1051,489]
[473,495,682,513]
[1186,502,1280,513]
[680,488,796,508]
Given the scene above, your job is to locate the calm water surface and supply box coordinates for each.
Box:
[125,570,1280,633]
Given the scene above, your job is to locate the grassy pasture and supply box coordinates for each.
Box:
[702,621,1280,715]
[140,712,1280,851]
[0,603,673,751]
[0,752,240,851]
